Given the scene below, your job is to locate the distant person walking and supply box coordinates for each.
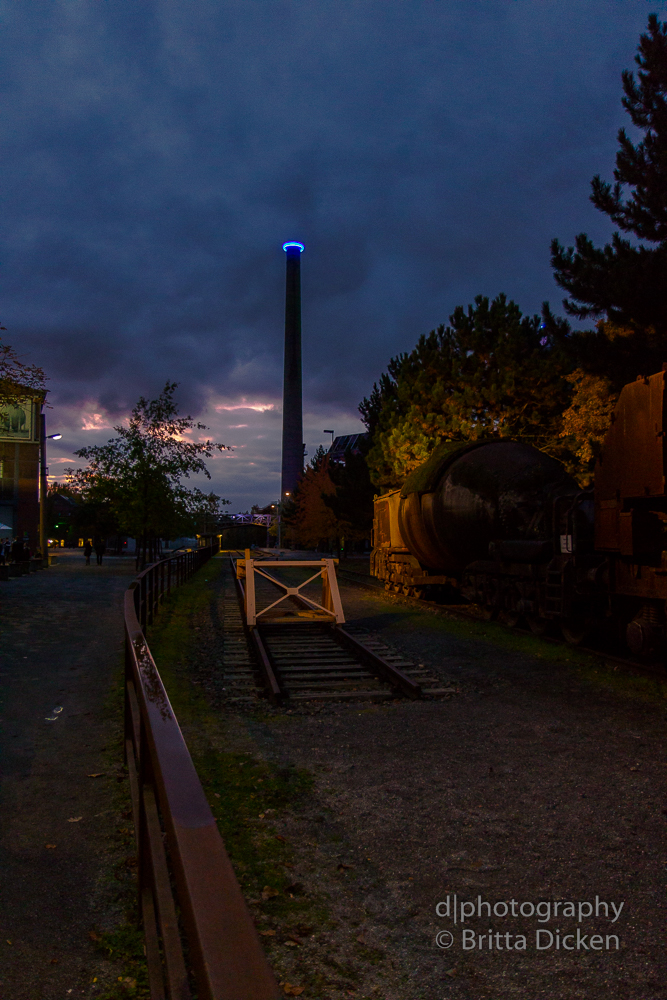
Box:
[94,539,106,566]
[11,538,24,564]
[83,541,93,566]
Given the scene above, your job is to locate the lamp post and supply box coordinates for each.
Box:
[277,492,290,550]
[268,504,275,548]
[323,429,334,450]
[40,413,62,566]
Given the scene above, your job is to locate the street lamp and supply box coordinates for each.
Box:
[323,430,334,449]
[277,492,290,550]
[40,416,62,566]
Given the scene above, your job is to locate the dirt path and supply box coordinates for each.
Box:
[172,563,667,1000]
[0,551,137,1000]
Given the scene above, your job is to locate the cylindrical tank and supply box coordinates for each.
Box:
[397,441,577,574]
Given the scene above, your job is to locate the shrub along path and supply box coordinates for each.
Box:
[0,550,144,1000]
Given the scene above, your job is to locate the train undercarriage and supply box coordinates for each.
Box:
[372,543,667,657]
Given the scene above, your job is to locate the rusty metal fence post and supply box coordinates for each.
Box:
[124,541,278,999]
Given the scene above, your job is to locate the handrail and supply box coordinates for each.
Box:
[124,542,280,999]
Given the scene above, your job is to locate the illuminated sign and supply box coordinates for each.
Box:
[0,399,38,442]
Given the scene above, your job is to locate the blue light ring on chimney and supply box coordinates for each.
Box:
[282,242,304,252]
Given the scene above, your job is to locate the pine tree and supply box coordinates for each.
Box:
[551,14,667,337]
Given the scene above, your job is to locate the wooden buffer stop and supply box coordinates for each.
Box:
[234,550,422,704]
[237,552,345,626]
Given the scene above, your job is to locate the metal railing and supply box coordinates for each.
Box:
[124,543,280,999]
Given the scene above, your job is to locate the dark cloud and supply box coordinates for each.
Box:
[1,0,663,504]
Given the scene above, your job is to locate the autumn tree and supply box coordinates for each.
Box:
[66,383,228,567]
[558,369,618,485]
[282,446,338,549]
[551,14,667,345]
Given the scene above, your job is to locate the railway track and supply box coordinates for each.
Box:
[223,554,454,705]
[213,553,664,708]
[216,561,266,705]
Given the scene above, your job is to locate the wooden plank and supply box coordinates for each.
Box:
[256,608,336,625]
[289,690,395,702]
[244,560,339,567]
[285,681,386,690]
[323,559,345,623]
[245,558,256,625]
[280,672,375,682]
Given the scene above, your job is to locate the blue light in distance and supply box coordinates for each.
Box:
[282,242,304,252]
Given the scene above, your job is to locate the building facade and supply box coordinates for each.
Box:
[0,395,43,546]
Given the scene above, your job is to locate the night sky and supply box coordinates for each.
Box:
[2,1,663,509]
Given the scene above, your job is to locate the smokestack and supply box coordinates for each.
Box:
[281,241,304,500]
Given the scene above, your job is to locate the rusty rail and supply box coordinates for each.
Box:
[124,543,280,999]
[331,626,422,699]
[231,555,283,705]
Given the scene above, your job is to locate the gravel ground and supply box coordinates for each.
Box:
[0,551,139,999]
[186,566,667,1000]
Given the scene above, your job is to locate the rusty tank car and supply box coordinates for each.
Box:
[371,367,667,655]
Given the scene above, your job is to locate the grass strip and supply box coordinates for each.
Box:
[145,555,338,995]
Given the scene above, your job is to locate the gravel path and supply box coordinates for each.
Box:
[0,551,137,999]
[189,572,667,1000]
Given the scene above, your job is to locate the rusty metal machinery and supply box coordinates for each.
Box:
[371,368,667,656]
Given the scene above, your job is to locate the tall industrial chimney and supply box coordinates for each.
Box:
[280,241,304,500]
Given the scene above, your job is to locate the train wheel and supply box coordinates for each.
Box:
[560,619,589,646]
[527,616,550,637]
